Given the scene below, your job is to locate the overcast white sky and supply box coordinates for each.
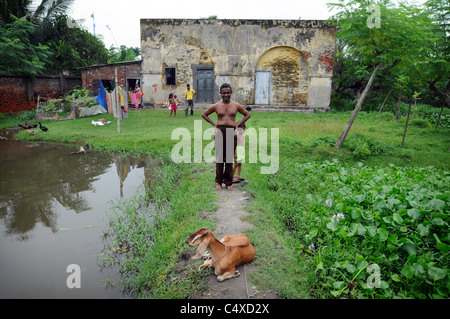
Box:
[68,0,339,49]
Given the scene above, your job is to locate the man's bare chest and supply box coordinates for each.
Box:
[217,105,238,118]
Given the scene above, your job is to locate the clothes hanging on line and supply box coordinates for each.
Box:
[95,81,108,111]
[105,91,112,114]
[118,86,128,112]
[129,92,139,108]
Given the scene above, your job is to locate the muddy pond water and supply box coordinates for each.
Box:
[0,140,151,298]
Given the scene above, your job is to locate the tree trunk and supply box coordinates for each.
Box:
[378,89,392,114]
[396,92,402,122]
[401,98,413,149]
[435,102,445,128]
[336,64,382,148]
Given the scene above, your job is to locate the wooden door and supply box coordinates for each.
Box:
[255,71,270,104]
[196,69,214,103]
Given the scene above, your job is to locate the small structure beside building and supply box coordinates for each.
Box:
[140,19,336,111]
[79,60,142,97]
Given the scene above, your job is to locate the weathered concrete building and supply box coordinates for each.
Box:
[140,19,335,111]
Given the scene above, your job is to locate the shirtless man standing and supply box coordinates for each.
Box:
[202,83,251,191]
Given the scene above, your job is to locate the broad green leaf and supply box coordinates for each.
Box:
[403,243,417,256]
[343,263,356,274]
[374,198,386,210]
[429,199,445,211]
[435,193,449,202]
[413,263,424,275]
[393,213,403,224]
[357,224,367,236]
[417,224,430,236]
[389,254,399,261]
[377,228,389,241]
[432,218,445,226]
[331,290,342,297]
[401,265,415,279]
[355,194,365,203]
[333,281,346,289]
[391,274,401,282]
[351,209,361,219]
[316,262,324,271]
[387,198,401,209]
[308,228,319,239]
[433,234,450,253]
[327,221,339,232]
[407,208,421,220]
[380,281,389,289]
[433,213,448,220]
[436,241,450,253]
[428,266,446,281]
[367,225,377,237]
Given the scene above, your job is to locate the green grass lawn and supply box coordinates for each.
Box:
[2,108,449,298]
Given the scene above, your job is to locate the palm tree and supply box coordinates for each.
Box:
[0,0,74,26]
[0,0,33,25]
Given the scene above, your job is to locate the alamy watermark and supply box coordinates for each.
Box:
[66,264,81,289]
[66,17,81,29]
[367,4,381,29]
[366,263,382,288]
[170,120,279,174]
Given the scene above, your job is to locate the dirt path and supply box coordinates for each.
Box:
[188,182,280,299]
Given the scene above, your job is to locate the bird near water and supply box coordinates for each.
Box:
[38,122,48,132]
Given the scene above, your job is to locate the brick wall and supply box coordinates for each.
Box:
[0,74,81,114]
[80,61,142,96]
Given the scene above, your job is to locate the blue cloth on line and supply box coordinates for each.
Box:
[95,81,108,111]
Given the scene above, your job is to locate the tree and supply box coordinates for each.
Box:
[108,45,139,63]
[0,16,51,76]
[42,15,109,75]
[0,0,74,27]
[0,0,32,26]
[419,0,449,107]
[329,0,433,148]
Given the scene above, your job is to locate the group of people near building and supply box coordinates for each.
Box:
[168,84,196,118]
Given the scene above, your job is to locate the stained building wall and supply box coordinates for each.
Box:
[140,19,335,110]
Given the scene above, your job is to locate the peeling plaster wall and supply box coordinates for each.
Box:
[140,19,335,109]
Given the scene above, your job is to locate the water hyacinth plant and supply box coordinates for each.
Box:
[263,158,449,299]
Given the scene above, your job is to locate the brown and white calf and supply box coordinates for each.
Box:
[187,228,255,282]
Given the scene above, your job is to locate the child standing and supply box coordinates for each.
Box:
[169,93,177,117]
[233,123,246,182]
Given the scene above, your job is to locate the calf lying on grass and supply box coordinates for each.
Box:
[187,228,255,282]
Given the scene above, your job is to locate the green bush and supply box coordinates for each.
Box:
[352,142,371,159]
[410,118,432,128]
[344,133,392,158]
[17,110,35,121]
[377,112,396,122]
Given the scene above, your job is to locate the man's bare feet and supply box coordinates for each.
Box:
[215,184,222,190]
[226,185,232,191]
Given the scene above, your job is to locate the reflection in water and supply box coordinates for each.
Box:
[0,140,153,298]
[113,155,153,199]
